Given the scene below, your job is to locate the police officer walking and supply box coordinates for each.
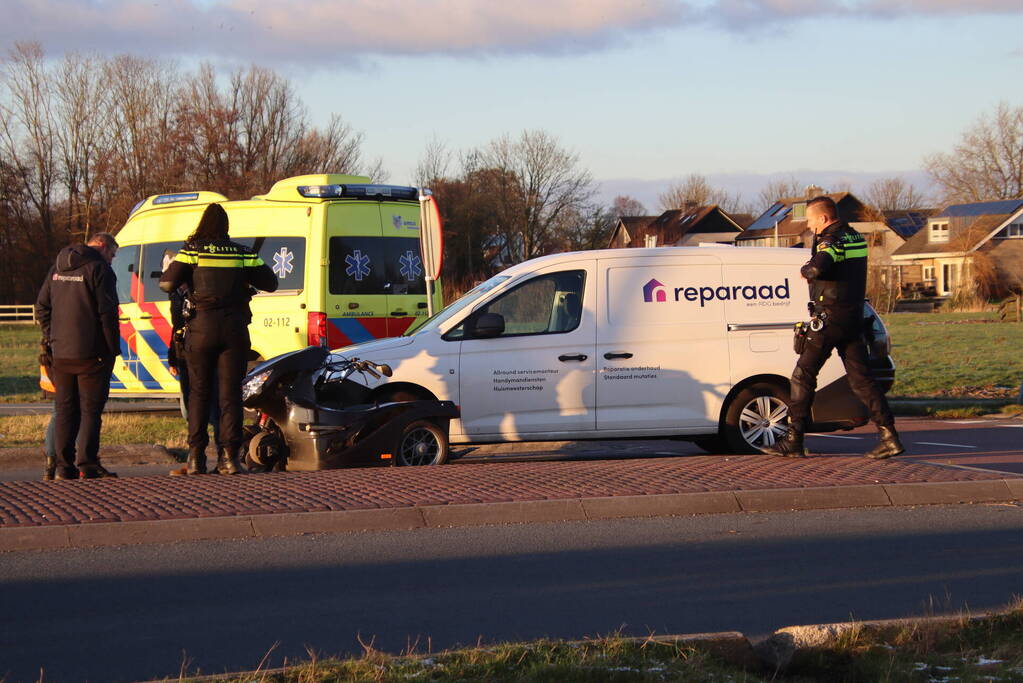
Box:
[160,204,277,474]
[35,232,121,479]
[762,196,904,459]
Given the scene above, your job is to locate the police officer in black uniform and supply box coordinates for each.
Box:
[160,204,277,474]
[762,196,904,459]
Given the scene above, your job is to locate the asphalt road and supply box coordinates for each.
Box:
[2,503,1023,682]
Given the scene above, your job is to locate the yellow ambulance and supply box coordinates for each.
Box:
[109,174,442,396]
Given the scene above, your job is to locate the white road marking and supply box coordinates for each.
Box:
[1002,424,1023,428]
[914,441,976,449]
[806,433,863,440]
[947,420,988,424]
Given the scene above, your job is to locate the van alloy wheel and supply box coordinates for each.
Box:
[738,395,789,449]
[721,381,791,454]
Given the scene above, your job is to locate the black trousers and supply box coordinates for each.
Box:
[51,357,113,469]
[788,317,894,434]
[184,312,249,451]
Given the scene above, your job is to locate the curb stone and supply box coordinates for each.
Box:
[1,479,1020,552]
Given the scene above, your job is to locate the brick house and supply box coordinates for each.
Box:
[607,204,744,249]
[890,199,1023,297]
[734,191,869,248]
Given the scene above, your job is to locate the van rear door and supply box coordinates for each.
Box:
[380,202,431,335]
[596,255,729,432]
[325,203,390,346]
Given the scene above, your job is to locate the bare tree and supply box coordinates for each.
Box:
[478,129,595,262]
[0,42,60,253]
[610,195,646,219]
[52,52,112,240]
[658,173,732,211]
[756,176,803,213]
[864,176,928,212]
[925,102,1023,204]
[414,136,452,187]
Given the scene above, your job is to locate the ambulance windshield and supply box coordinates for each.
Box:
[404,275,511,336]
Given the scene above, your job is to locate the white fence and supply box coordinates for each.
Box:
[0,305,35,323]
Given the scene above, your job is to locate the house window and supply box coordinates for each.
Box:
[791,202,806,221]
[929,221,950,243]
[922,265,935,281]
[869,232,885,247]
[644,234,658,248]
[995,222,1023,239]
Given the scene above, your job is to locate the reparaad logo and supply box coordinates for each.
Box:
[642,278,791,307]
[642,279,667,302]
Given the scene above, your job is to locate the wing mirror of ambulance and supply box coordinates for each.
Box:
[469,312,505,339]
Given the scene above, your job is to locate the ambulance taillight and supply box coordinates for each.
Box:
[308,312,328,347]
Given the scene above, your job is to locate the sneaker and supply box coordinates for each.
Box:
[79,464,118,479]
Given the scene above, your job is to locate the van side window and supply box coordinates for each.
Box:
[110,245,140,304]
[453,270,585,340]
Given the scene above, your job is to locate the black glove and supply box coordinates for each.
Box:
[38,339,53,368]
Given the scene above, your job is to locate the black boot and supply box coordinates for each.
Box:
[760,427,806,458]
[216,447,246,475]
[79,463,117,479]
[43,456,56,481]
[865,425,904,459]
[187,447,207,475]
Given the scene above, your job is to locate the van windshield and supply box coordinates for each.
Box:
[404,275,511,336]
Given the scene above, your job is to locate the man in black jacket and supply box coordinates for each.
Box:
[35,233,121,479]
[762,196,903,460]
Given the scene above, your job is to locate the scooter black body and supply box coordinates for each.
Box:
[241,346,459,471]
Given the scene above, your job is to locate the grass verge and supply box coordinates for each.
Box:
[882,311,1023,398]
[162,604,1023,682]
[0,413,187,449]
[0,324,43,403]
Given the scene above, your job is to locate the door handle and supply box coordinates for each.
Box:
[558,354,588,362]
[418,302,428,309]
[390,310,407,316]
[603,352,633,360]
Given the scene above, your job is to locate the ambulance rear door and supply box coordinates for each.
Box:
[325,203,390,346]
[380,201,432,336]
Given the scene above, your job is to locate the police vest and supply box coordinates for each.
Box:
[809,224,868,308]
[174,240,264,311]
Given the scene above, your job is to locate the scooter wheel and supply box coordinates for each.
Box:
[394,420,448,466]
[247,430,286,472]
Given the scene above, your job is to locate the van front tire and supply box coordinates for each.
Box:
[722,382,790,454]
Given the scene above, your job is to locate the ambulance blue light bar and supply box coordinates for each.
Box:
[153,192,200,205]
[296,184,418,201]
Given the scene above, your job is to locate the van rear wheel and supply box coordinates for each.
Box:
[722,382,790,454]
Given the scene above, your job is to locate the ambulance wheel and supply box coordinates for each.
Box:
[722,382,790,454]
[394,420,448,466]
[247,430,286,472]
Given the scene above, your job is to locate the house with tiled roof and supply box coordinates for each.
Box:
[734,191,868,248]
[606,204,743,249]
[891,199,1023,297]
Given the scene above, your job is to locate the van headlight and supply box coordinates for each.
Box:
[242,370,273,401]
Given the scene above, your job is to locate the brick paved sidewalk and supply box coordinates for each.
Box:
[0,452,1016,529]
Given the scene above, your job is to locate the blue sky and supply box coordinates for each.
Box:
[5,0,1021,210]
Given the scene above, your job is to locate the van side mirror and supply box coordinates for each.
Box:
[471,312,505,339]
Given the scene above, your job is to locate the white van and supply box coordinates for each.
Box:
[334,246,895,454]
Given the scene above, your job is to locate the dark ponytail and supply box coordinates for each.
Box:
[187,203,229,244]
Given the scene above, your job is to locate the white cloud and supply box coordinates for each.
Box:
[3,0,1020,61]
[1,0,686,61]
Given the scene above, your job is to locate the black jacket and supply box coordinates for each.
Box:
[159,239,277,318]
[35,244,120,360]
[801,221,869,312]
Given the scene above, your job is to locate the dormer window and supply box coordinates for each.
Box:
[791,202,806,221]
[929,220,949,243]
[644,234,658,248]
[995,222,1023,239]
